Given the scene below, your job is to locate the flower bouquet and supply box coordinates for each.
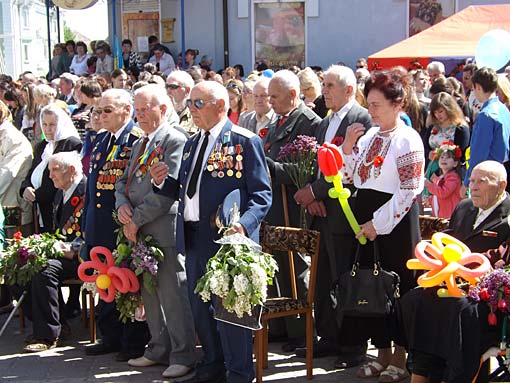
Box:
[195,233,278,329]
[276,135,319,227]
[0,231,65,286]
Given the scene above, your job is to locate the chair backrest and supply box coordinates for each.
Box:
[419,215,450,240]
[2,206,22,239]
[259,221,321,305]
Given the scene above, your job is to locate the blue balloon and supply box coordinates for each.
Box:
[475,29,510,70]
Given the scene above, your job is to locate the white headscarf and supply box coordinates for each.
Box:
[30,103,80,189]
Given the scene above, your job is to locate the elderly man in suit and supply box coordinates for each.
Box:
[115,84,196,379]
[240,77,277,135]
[264,69,322,351]
[294,65,372,366]
[166,70,199,136]
[82,89,150,360]
[450,160,510,252]
[150,80,272,383]
[21,151,85,353]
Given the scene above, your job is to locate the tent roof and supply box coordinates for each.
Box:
[369,4,510,60]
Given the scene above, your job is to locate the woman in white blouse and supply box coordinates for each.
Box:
[69,42,90,76]
[341,69,425,382]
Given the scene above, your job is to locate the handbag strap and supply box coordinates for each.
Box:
[351,240,382,276]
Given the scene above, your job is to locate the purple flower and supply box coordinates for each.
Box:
[18,246,30,265]
[131,243,159,276]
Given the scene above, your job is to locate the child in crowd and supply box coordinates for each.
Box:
[424,142,462,219]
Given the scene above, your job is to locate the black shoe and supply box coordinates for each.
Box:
[114,350,145,362]
[175,369,226,383]
[281,337,306,352]
[334,353,366,369]
[85,342,121,356]
[295,342,337,358]
[59,323,72,341]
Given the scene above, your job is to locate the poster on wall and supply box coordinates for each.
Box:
[254,2,305,70]
[408,0,456,37]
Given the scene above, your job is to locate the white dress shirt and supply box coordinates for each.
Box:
[473,193,508,230]
[324,99,354,144]
[183,118,226,222]
[63,175,84,203]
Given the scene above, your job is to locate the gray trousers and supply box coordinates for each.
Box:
[142,248,197,367]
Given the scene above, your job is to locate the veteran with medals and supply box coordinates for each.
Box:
[115,85,196,378]
[151,81,272,383]
[82,89,149,360]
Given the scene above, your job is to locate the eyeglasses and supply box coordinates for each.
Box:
[226,82,242,92]
[94,106,115,115]
[166,83,181,90]
[186,98,216,109]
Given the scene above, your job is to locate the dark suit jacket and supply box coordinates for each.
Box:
[311,102,372,234]
[20,137,82,231]
[265,102,321,227]
[58,94,77,106]
[53,176,86,241]
[448,196,510,253]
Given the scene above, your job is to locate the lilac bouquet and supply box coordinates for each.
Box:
[277,135,319,227]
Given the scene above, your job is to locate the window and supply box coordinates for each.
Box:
[22,44,29,64]
[21,7,29,29]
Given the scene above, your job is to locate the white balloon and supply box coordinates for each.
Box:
[475,29,510,70]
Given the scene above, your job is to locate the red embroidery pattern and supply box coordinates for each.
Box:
[398,151,423,190]
[358,136,383,184]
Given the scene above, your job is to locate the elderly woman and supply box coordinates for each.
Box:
[298,67,322,108]
[225,79,244,125]
[342,69,425,381]
[20,104,82,233]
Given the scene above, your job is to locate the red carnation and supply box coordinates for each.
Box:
[373,156,384,168]
[13,231,22,242]
[71,196,80,207]
[332,136,344,147]
[488,312,498,326]
[431,128,438,135]
[478,288,490,301]
[259,127,268,139]
[454,147,462,159]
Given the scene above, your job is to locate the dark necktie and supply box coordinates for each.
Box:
[125,137,149,196]
[107,134,116,153]
[187,131,210,199]
[277,115,288,128]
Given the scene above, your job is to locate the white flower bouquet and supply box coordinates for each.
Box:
[195,233,278,319]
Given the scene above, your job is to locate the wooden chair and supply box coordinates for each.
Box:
[254,222,321,383]
[418,215,450,240]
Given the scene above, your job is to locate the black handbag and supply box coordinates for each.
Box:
[332,241,400,319]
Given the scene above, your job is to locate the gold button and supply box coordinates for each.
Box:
[96,203,101,208]
[96,192,101,197]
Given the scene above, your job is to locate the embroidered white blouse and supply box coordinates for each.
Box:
[340,120,425,235]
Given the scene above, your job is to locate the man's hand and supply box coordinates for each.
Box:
[459,185,468,199]
[225,223,246,236]
[357,220,377,241]
[123,221,138,242]
[294,184,315,207]
[343,123,365,154]
[56,242,74,260]
[150,162,169,186]
[306,200,326,217]
[117,203,133,225]
[23,187,36,202]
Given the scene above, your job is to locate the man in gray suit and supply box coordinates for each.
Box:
[115,84,196,379]
[294,65,372,367]
[240,77,277,135]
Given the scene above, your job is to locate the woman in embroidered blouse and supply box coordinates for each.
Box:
[20,104,82,232]
[342,69,424,381]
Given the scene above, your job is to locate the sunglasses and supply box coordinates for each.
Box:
[166,83,181,90]
[226,82,242,92]
[94,106,115,115]
[186,98,216,109]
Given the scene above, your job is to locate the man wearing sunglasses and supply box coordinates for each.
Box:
[150,81,272,383]
[83,89,150,361]
[166,71,199,135]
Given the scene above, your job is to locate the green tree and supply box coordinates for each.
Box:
[63,22,76,42]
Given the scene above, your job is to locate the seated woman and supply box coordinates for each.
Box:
[21,152,86,353]
[20,104,82,233]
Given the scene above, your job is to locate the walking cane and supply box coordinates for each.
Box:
[0,290,27,337]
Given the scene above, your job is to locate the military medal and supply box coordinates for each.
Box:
[218,171,224,178]
[207,164,214,171]
[211,171,218,178]
[235,144,243,161]
[227,169,234,177]
[235,160,243,179]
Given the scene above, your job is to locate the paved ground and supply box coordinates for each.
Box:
[0,293,409,383]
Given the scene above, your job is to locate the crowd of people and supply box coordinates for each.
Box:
[1,38,510,383]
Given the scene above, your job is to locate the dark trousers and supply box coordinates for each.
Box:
[185,222,254,383]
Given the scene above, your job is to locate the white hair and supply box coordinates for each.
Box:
[167,70,194,92]
[474,161,507,183]
[254,76,271,91]
[134,83,173,117]
[194,81,230,112]
[49,151,83,177]
[271,70,300,96]
[102,88,132,107]
[325,64,357,90]
[427,61,445,74]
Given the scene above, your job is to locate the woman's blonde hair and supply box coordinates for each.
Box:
[497,74,510,108]
[0,100,12,124]
[297,67,321,96]
[429,92,465,127]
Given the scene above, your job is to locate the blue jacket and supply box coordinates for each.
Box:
[464,97,510,186]
[82,120,143,249]
[159,120,272,255]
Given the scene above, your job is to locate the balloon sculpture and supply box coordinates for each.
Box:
[407,233,491,297]
[475,29,510,71]
[317,142,366,245]
[78,246,139,302]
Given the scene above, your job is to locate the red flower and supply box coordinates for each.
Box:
[478,288,490,301]
[13,231,22,242]
[498,299,507,312]
[258,127,268,139]
[431,128,438,135]
[373,156,384,168]
[505,287,510,296]
[332,136,344,147]
[488,312,498,326]
[71,196,80,207]
[454,147,462,159]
